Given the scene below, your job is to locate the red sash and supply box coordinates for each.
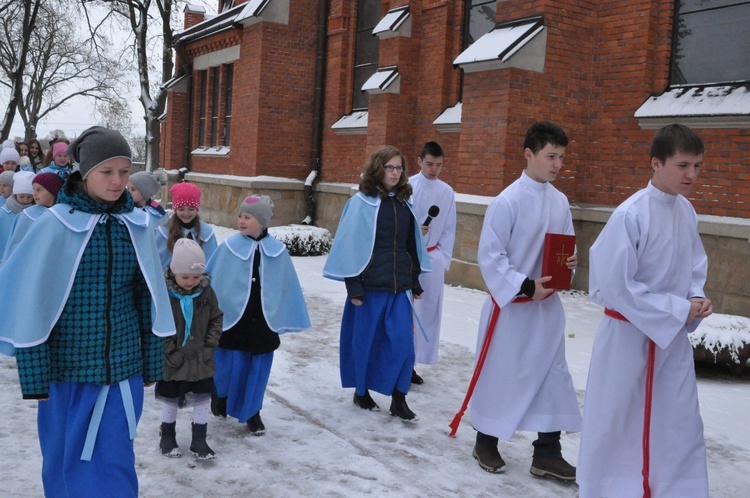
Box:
[605,308,655,498]
[427,245,438,252]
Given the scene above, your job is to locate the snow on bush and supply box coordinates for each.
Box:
[269,225,332,256]
[689,314,750,369]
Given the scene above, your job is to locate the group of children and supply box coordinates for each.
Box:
[0,126,311,496]
[0,120,715,496]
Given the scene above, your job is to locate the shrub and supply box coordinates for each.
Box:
[269,225,332,256]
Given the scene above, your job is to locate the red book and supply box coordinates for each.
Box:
[541,233,576,290]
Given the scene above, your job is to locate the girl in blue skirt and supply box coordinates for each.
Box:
[323,146,431,421]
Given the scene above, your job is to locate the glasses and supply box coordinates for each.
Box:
[383,165,404,173]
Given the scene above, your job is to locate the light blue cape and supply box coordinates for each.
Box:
[0,204,176,356]
[322,192,431,281]
[2,204,47,262]
[156,220,217,269]
[206,233,311,334]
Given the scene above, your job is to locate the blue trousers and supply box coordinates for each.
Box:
[214,348,273,423]
[37,377,144,498]
[340,291,414,396]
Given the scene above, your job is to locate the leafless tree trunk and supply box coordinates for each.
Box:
[83,0,176,171]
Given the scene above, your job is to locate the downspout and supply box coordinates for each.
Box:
[174,38,193,176]
[302,0,329,225]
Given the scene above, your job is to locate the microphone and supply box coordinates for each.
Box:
[423,205,440,226]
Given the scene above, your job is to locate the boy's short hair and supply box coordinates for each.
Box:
[420,141,444,159]
[523,121,569,154]
[649,124,704,163]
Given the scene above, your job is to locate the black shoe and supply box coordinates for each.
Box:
[246,411,266,436]
[211,396,227,419]
[530,455,576,482]
[190,423,216,461]
[159,422,181,458]
[389,390,418,422]
[411,369,424,385]
[353,390,380,411]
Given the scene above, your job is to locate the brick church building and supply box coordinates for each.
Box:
[160,0,750,218]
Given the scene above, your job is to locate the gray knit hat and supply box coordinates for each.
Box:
[67,126,131,179]
[170,238,206,275]
[129,171,162,200]
[0,170,14,187]
[239,195,274,227]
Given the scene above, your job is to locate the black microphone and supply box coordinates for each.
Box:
[423,205,440,226]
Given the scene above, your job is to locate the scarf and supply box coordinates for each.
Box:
[5,196,31,214]
[169,289,203,346]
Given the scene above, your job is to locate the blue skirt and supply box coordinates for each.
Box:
[340,290,414,396]
[38,377,144,498]
[214,348,273,423]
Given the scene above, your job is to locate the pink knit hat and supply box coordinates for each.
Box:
[170,182,201,210]
[52,142,68,157]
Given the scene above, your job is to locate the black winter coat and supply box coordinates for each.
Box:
[345,194,422,299]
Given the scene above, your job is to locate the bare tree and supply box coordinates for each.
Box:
[83,0,177,171]
[20,1,124,139]
[0,0,42,140]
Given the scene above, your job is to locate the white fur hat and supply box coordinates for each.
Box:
[170,238,206,275]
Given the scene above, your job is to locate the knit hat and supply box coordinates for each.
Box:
[33,172,65,200]
[12,171,35,195]
[130,171,162,201]
[0,147,20,166]
[67,126,131,179]
[19,156,31,169]
[0,170,14,187]
[170,238,206,275]
[170,182,201,210]
[239,195,274,228]
[52,142,68,158]
[1,139,14,149]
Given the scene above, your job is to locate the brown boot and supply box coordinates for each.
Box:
[473,432,506,473]
[529,454,576,481]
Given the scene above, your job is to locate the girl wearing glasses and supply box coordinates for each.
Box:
[323,146,431,422]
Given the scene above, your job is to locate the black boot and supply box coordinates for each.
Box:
[190,423,216,461]
[159,422,181,458]
[530,431,575,482]
[211,396,227,419]
[472,431,505,473]
[389,389,418,422]
[246,411,266,436]
[411,369,424,385]
[353,390,380,411]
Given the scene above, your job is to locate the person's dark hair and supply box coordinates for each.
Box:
[523,121,569,154]
[649,124,704,163]
[359,146,412,202]
[419,141,444,160]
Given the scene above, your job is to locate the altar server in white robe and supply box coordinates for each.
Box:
[409,141,456,383]
[578,124,712,498]
[470,121,580,482]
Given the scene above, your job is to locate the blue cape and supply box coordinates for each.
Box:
[156,220,217,269]
[0,205,176,356]
[0,204,17,258]
[206,233,311,334]
[2,204,47,262]
[323,192,431,281]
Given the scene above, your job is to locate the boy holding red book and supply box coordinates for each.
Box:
[577,124,712,497]
[467,121,579,481]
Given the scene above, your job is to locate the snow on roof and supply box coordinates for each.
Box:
[236,0,271,22]
[362,66,400,94]
[184,3,206,13]
[433,102,462,125]
[454,16,544,67]
[331,111,368,130]
[373,6,410,35]
[635,85,750,118]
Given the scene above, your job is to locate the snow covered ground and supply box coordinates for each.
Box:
[1,225,749,497]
